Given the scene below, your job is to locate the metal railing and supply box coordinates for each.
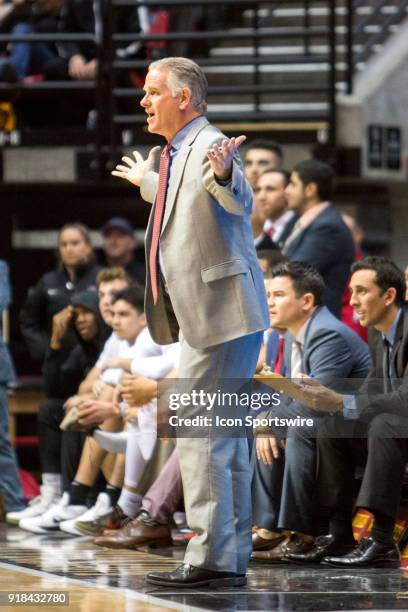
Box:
[0,0,337,172]
[2,0,405,175]
[107,0,338,156]
[0,26,105,174]
[345,0,408,94]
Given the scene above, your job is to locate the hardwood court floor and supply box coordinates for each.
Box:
[1,525,408,611]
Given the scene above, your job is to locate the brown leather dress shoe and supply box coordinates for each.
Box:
[252,530,287,551]
[251,532,315,563]
[94,511,172,549]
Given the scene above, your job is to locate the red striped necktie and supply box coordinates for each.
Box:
[149,143,171,305]
[266,226,275,240]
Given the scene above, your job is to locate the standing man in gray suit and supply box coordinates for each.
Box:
[112,57,269,588]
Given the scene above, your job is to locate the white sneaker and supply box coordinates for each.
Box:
[19,493,87,534]
[19,513,56,534]
[6,485,60,525]
[60,492,112,536]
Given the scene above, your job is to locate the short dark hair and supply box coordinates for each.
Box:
[112,285,145,313]
[259,167,291,187]
[270,261,325,306]
[246,139,283,162]
[293,159,335,202]
[351,256,406,306]
[259,251,288,275]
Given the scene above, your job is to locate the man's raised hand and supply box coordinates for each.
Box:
[207,135,247,182]
[50,306,73,349]
[112,146,160,187]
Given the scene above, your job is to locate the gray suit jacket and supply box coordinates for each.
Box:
[140,116,269,349]
[262,306,371,420]
[285,306,371,382]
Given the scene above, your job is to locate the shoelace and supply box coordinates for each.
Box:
[352,538,371,555]
[139,511,159,527]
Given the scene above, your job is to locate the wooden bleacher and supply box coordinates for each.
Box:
[3,308,44,447]
[8,379,44,448]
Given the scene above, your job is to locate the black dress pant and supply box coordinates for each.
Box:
[318,413,408,521]
[37,398,65,474]
[251,402,324,535]
[37,398,85,490]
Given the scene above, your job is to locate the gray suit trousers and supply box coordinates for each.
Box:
[176,331,263,574]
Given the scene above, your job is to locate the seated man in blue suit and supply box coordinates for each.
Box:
[282,160,354,318]
[251,261,370,562]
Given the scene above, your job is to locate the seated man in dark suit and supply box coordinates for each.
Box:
[282,160,354,318]
[252,211,278,252]
[287,257,408,568]
[251,262,370,562]
[254,168,297,249]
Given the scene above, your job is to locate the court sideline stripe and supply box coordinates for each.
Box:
[0,561,204,612]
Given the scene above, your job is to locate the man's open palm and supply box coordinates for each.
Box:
[207,135,247,181]
[112,146,160,187]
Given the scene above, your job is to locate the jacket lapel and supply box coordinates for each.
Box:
[160,116,210,236]
[160,145,192,235]
[393,308,408,376]
[284,229,304,256]
[300,307,323,374]
[285,206,332,255]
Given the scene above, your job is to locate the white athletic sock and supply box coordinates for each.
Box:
[93,430,128,453]
[118,489,142,518]
[42,473,62,495]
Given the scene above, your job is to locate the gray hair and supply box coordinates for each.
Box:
[149,57,208,114]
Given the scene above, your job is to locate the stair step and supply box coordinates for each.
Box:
[208,102,329,112]
[210,44,364,57]
[203,24,400,46]
[207,82,349,99]
[243,5,403,19]
[204,62,348,74]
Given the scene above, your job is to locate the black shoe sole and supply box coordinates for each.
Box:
[146,576,246,588]
[284,548,355,566]
[321,558,401,569]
